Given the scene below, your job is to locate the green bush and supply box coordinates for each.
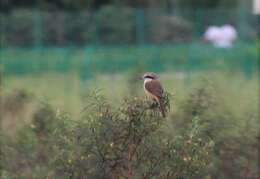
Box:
[1,7,135,46]
[4,9,35,46]
[149,15,193,43]
[0,8,257,47]
[95,5,135,44]
[0,90,214,178]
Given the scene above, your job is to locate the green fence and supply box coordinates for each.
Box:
[0,42,258,78]
[0,8,258,77]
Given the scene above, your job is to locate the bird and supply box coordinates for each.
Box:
[141,72,166,118]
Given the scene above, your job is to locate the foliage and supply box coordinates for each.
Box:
[0,90,215,178]
[177,0,239,9]
[0,0,241,11]
[1,10,35,46]
[149,15,193,43]
[0,8,257,47]
[171,80,259,179]
[95,5,135,44]
[1,89,31,115]
[1,7,135,46]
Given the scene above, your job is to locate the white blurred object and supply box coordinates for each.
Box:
[253,0,260,14]
[204,25,237,48]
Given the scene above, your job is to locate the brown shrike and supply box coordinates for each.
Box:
[142,72,166,118]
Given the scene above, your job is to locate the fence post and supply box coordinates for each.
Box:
[94,11,100,46]
[136,8,145,45]
[256,13,260,76]
[237,7,249,40]
[194,8,203,37]
[33,9,42,48]
[83,46,95,80]
[0,14,6,48]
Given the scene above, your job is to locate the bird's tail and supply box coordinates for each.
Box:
[158,99,166,118]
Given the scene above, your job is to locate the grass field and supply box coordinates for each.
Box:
[1,71,258,131]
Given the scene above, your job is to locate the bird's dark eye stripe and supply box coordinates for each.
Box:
[144,75,154,79]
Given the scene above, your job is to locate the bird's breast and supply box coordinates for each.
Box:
[143,81,159,101]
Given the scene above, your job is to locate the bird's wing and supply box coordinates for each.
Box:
[145,80,164,98]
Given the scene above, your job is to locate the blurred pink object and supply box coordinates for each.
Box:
[204,24,237,48]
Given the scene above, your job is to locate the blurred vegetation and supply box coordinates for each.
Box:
[1,0,242,11]
[0,8,257,46]
[0,72,259,178]
[177,0,239,9]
